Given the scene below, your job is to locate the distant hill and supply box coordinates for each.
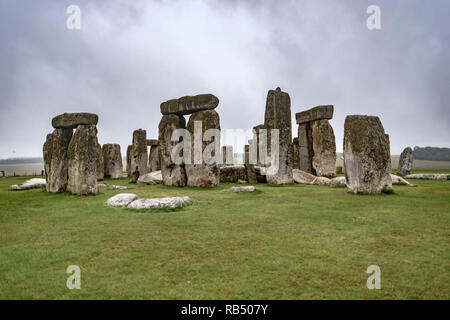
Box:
[413,147,450,161]
[0,157,43,165]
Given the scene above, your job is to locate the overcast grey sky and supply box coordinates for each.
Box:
[0,0,449,158]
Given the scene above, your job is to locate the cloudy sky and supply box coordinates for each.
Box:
[0,0,449,158]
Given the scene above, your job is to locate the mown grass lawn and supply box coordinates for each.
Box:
[0,172,448,299]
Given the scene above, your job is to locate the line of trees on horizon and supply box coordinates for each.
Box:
[413,146,450,161]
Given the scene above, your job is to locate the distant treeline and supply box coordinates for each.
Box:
[0,157,43,164]
[413,147,450,161]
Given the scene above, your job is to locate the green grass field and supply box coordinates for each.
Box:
[0,171,449,299]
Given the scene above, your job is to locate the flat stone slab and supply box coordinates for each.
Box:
[227,186,255,192]
[10,178,46,191]
[404,173,449,180]
[52,113,98,129]
[292,169,331,185]
[106,193,138,206]
[160,94,219,115]
[329,176,347,187]
[127,196,191,209]
[295,105,333,124]
[107,185,128,190]
[137,171,162,185]
[391,174,413,186]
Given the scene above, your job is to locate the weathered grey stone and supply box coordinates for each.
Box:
[126,145,132,177]
[404,173,449,180]
[297,122,313,174]
[137,171,162,185]
[221,145,233,166]
[130,129,148,180]
[343,115,392,194]
[185,110,221,187]
[220,165,248,183]
[295,105,333,124]
[329,176,346,187]
[311,120,336,178]
[52,112,98,129]
[106,193,138,207]
[228,186,255,192]
[397,147,413,177]
[128,196,191,209]
[67,125,99,195]
[107,185,128,190]
[148,144,161,172]
[96,142,104,181]
[292,169,331,185]
[263,87,293,184]
[336,166,343,174]
[244,144,257,184]
[103,144,123,179]
[43,128,73,192]
[161,94,219,115]
[253,124,267,166]
[390,174,413,186]
[293,137,299,169]
[147,139,159,146]
[10,178,46,191]
[158,114,187,186]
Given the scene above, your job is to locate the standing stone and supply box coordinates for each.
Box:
[397,147,413,176]
[96,142,104,181]
[68,125,99,195]
[221,145,233,166]
[158,114,187,186]
[130,129,148,180]
[185,110,221,187]
[253,124,266,166]
[244,144,257,184]
[43,128,73,192]
[293,137,299,169]
[343,115,392,194]
[263,87,293,184]
[161,94,219,116]
[311,120,336,178]
[148,141,161,173]
[126,145,132,177]
[103,144,123,179]
[298,123,313,173]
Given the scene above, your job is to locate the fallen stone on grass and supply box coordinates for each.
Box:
[97,183,107,187]
[106,193,138,206]
[127,196,191,209]
[390,174,414,186]
[329,176,347,187]
[107,185,128,190]
[404,173,449,180]
[137,171,162,185]
[10,178,47,191]
[292,169,330,185]
[227,186,255,192]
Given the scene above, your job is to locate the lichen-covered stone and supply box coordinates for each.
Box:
[128,196,191,209]
[126,145,132,177]
[220,165,248,183]
[148,144,161,172]
[244,144,257,184]
[158,114,187,186]
[397,147,413,176]
[130,129,148,180]
[295,105,333,124]
[263,87,293,184]
[52,112,98,129]
[293,137,299,169]
[106,193,138,207]
[43,128,73,192]
[96,142,104,181]
[297,123,313,174]
[67,125,99,195]
[103,144,123,179]
[311,120,336,178]
[185,110,221,187]
[137,171,162,185]
[161,94,219,115]
[147,139,159,146]
[343,115,392,194]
